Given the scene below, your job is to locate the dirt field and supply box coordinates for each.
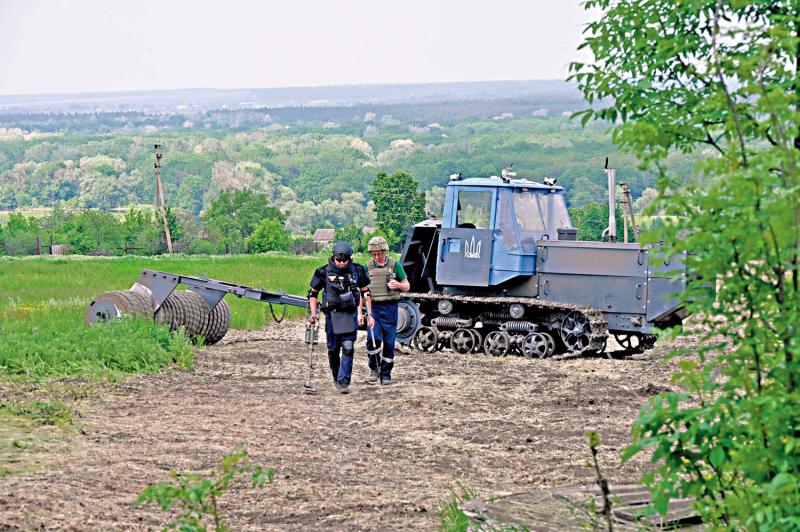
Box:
[0,321,690,530]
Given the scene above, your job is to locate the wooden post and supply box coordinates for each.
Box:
[154,144,173,253]
[35,236,41,255]
[620,183,629,243]
[621,183,639,241]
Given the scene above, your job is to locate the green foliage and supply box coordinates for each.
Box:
[569,202,625,242]
[202,189,283,254]
[246,218,290,252]
[5,212,35,233]
[175,175,208,216]
[136,447,273,531]
[122,207,154,245]
[63,210,124,254]
[369,172,425,248]
[573,1,800,528]
[437,482,477,532]
[0,110,701,226]
[0,313,194,381]
[568,177,606,209]
[334,224,371,253]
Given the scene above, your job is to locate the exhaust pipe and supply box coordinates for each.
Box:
[605,158,616,242]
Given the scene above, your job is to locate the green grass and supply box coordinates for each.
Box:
[438,483,478,532]
[0,410,62,477]
[0,400,74,427]
[0,253,331,328]
[1,315,195,381]
[0,205,153,224]
[0,208,52,224]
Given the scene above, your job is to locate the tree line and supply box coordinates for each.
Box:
[0,172,431,257]
[0,171,658,257]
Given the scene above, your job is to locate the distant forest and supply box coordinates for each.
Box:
[0,87,698,240]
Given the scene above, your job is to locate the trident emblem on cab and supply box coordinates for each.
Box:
[464,235,482,259]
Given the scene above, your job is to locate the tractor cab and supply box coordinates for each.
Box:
[437,174,571,287]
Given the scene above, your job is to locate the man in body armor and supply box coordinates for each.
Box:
[360,236,410,385]
[308,242,372,394]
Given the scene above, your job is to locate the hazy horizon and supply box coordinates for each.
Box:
[0,78,569,99]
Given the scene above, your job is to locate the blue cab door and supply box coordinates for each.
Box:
[436,187,495,287]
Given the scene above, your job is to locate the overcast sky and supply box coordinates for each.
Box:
[0,0,595,96]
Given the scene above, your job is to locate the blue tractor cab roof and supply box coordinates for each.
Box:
[447,176,564,192]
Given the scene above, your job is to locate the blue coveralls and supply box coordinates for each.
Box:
[310,260,369,387]
[367,302,398,380]
[325,311,358,385]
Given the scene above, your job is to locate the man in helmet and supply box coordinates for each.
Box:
[308,241,372,394]
[360,236,410,385]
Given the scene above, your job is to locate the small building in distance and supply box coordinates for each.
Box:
[51,244,69,255]
[312,228,336,247]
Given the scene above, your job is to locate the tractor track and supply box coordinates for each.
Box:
[403,292,609,358]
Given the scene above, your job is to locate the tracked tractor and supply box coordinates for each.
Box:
[394,167,687,358]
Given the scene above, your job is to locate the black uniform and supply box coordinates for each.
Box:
[309,259,370,386]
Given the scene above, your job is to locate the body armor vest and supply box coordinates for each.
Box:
[322,263,360,312]
[368,258,401,302]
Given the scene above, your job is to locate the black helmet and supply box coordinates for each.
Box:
[332,241,354,261]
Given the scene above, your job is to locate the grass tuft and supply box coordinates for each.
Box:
[438,482,477,532]
[0,400,74,427]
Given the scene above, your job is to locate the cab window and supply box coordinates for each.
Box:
[512,191,545,252]
[456,190,492,229]
[541,192,571,230]
[495,190,519,251]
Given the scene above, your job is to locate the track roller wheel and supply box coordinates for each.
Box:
[560,311,592,353]
[588,337,608,355]
[522,332,550,359]
[469,329,484,354]
[413,326,439,353]
[641,334,657,351]
[614,333,645,353]
[450,328,476,355]
[483,331,510,357]
[540,332,556,357]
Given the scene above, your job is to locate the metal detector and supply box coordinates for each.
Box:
[303,317,320,395]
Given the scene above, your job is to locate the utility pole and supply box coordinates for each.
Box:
[154,144,173,253]
[620,182,640,242]
[621,189,629,243]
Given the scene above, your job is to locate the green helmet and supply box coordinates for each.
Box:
[367,236,389,252]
